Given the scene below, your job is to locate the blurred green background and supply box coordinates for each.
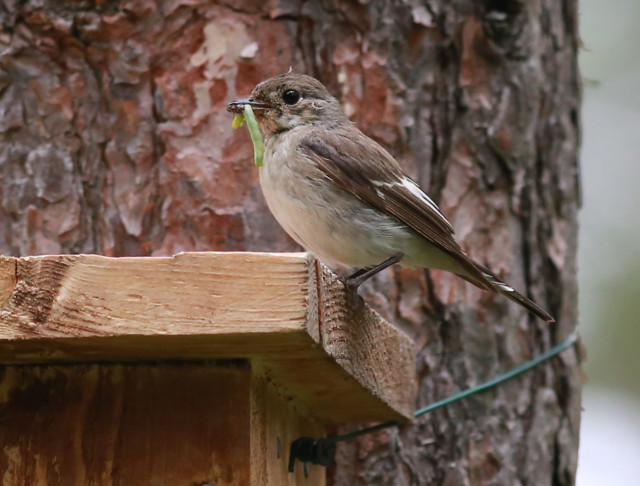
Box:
[577,0,640,483]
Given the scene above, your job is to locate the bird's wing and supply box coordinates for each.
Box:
[299,130,493,289]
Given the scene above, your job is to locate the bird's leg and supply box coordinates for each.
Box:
[340,254,403,288]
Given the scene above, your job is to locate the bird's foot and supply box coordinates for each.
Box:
[338,254,403,289]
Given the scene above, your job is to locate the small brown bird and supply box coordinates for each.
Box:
[228,73,554,322]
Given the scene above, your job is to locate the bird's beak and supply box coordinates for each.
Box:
[227,98,274,114]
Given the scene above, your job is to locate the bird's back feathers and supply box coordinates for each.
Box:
[299,130,493,290]
[299,128,555,322]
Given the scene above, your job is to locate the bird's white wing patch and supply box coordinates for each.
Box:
[481,271,515,292]
[374,178,454,232]
[402,179,441,213]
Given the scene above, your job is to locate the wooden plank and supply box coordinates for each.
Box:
[0,361,253,485]
[0,252,416,422]
[0,252,320,361]
[314,263,417,421]
[0,252,316,340]
[250,374,325,486]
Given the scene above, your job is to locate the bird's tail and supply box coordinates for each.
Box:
[473,265,555,322]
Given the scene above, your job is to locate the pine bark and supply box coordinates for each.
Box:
[0,1,581,485]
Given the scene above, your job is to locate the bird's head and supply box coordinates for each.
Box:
[227,73,347,136]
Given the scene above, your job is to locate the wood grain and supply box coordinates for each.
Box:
[250,374,326,486]
[0,251,416,422]
[0,252,315,339]
[0,361,253,486]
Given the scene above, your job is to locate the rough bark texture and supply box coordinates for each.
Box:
[0,1,581,485]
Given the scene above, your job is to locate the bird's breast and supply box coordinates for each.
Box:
[257,138,416,267]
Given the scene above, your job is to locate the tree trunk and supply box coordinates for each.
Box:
[0,1,582,485]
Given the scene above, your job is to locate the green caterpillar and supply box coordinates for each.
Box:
[231,105,264,167]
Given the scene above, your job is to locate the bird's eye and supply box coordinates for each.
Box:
[282,89,300,105]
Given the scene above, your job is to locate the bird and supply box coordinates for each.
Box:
[227,73,554,322]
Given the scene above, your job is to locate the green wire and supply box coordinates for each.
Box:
[330,333,578,443]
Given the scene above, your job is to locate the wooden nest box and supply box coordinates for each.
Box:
[0,252,416,485]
